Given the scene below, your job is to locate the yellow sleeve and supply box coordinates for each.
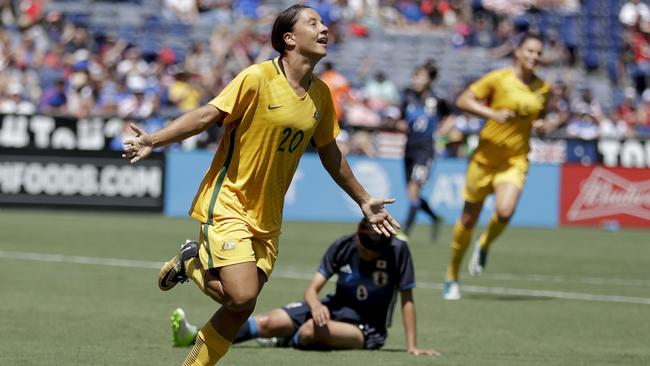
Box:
[469,70,502,100]
[209,65,262,124]
[312,83,340,147]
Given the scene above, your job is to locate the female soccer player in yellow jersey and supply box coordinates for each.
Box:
[122,5,399,365]
[443,33,550,300]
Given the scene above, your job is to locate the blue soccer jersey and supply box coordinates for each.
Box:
[401,88,450,153]
[317,234,416,331]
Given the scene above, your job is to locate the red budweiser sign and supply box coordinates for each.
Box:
[560,165,650,227]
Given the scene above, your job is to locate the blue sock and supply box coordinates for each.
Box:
[248,316,259,338]
[233,316,258,344]
[290,330,302,348]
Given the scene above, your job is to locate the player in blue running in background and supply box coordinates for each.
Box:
[399,62,453,241]
[171,219,439,356]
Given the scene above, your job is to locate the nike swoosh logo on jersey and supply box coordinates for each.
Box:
[268,104,282,110]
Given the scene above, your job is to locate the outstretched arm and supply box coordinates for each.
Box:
[122,104,225,163]
[317,140,400,236]
[400,289,440,356]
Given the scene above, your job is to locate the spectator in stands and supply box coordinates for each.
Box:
[117,47,148,79]
[363,71,400,111]
[320,61,350,122]
[571,87,604,122]
[63,24,93,54]
[545,80,571,133]
[619,0,650,28]
[627,19,650,94]
[66,71,95,118]
[345,90,382,157]
[636,88,650,136]
[185,41,213,78]
[397,62,449,240]
[167,67,203,112]
[198,0,234,26]
[600,108,632,139]
[468,12,496,48]
[540,30,569,68]
[567,107,600,140]
[617,87,639,134]
[164,0,199,24]
[488,17,520,59]
[0,82,36,114]
[40,79,67,115]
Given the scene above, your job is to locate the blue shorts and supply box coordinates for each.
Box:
[404,150,433,185]
[282,298,387,350]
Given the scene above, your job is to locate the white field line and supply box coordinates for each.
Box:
[1,250,649,306]
[483,272,650,288]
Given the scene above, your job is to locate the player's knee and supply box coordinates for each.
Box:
[255,314,272,334]
[297,320,317,345]
[223,288,258,312]
[460,214,478,228]
[495,205,515,222]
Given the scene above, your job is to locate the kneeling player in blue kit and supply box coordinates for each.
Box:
[171,219,439,356]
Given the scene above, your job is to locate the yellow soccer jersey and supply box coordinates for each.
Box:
[189,58,339,236]
[469,67,550,166]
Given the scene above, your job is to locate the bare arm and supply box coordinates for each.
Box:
[304,272,330,327]
[456,88,514,123]
[122,104,225,163]
[400,289,440,356]
[317,140,399,236]
[435,114,456,138]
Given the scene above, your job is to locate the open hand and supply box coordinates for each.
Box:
[408,347,441,356]
[122,123,153,164]
[360,197,400,237]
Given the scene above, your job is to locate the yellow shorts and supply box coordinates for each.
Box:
[198,218,278,280]
[463,158,529,203]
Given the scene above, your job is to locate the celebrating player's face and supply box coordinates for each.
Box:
[286,8,329,58]
[515,38,543,71]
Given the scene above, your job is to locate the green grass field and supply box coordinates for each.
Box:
[1,209,649,366]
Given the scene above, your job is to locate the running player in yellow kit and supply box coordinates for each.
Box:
[122,5,399,365]
[443,33,550,300]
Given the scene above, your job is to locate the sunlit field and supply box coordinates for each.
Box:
[1,209,648,366]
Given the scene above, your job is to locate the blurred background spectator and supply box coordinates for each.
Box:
[0,0,647,158]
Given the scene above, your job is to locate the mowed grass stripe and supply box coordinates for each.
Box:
[2,249,649,306]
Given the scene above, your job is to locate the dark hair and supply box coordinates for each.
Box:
[271,5,312,55]
[357,219,393,252]
[422,62,438,81]
[517,32,544,48]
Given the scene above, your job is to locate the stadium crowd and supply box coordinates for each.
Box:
[1,0,649,157]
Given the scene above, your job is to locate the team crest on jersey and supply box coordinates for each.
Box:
[376,260,387,269]
[373,271,389,287]
[221,241,237,251]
